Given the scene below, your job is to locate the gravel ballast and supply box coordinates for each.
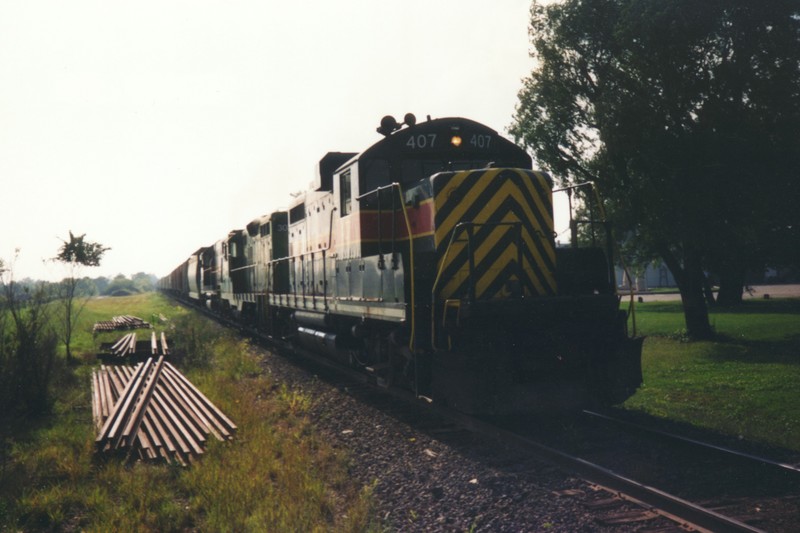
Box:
[255,346,658,532]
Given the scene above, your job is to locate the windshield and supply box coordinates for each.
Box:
[361,157,498,193]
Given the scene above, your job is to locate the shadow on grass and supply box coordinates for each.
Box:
[712,299,800,315]
[640,299,800,315]
[701,334,800,365]
[610,405,800,466]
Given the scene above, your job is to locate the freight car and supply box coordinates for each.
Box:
[160,114,642,414]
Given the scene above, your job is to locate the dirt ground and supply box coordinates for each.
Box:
[631,284,800,302]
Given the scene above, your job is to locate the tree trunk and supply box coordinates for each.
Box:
[702,274,716,307]
[680,266,713,339]
[716,267,745,306]
[64,297,74,363]
[658,244,714,339]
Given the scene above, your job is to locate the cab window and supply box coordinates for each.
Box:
[340,170,352,216]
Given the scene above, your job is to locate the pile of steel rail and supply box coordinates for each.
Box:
[108,332,138,357]
[105,331,170,359]
[91,356,236,465]
[93,315,151,332]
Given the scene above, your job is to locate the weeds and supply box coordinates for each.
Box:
[0,270,58,416]
[0,293,377,531]
[168,313,220,369]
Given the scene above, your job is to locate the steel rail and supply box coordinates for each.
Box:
[431,405,765,533]
[583,409,800,475]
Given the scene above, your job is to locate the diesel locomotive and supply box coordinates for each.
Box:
[160,114,643,414]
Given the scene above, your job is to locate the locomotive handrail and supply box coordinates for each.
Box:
[229,264,256,273]
[554,181,638,336]
[430,221,523,351]
[356,182,417,351]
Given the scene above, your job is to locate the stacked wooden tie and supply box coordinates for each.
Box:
[92,357,236,465]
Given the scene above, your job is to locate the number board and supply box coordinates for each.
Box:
[361,117,532,169]
[400,129,496,152]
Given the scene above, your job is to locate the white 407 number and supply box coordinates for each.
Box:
[406,134,437,149]
[470,134,492,148]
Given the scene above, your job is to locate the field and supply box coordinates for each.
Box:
[0,293,375,532]
[624,298,800,452]
[2,291,799,530]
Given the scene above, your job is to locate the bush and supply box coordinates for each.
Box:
[0,281,58,417]
[168,314,221,369]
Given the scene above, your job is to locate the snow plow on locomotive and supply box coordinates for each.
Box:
[160,114,643,414]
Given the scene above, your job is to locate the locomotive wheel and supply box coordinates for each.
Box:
[360,331,412,389]
[386,332,414,390]
[369,334,394,388]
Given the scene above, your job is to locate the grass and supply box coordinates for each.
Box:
[624,298,800,451]
[68,293,186,360]
[6,291,799,528]
[0,293,377,532]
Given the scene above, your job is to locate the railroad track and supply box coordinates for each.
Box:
[169,295,798,531]
[282,350,784,531]
[493,407,800,531]
[582,408,800,476]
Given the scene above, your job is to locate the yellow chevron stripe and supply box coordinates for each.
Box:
[470,211,520,269]
[483,178,555,264]
[433,168,557,300]
[514,169,554,232]
[438,264,466,300]
[438,209,553,299]
[438,178,555,264]
[475,245,525,299]
[469,211,551,295]
[434,168,502,246]
[435,171,554,262]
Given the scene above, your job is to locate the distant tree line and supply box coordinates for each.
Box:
[8,272,158,299]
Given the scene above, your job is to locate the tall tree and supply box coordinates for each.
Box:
[54,231,110,362]
[511,0,800,337]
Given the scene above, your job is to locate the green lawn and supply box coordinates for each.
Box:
[624,299,800,451]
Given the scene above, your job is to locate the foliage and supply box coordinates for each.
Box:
[511,0,800,336]
[102,274,140,296]
[98,273,157,296]
[0,258,58,416]
[53,231,110,362]
[168,313,222,369]
[54,231,110,267]
[131,272,157,292]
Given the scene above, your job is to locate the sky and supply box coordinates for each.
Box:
[0,0,541,282]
